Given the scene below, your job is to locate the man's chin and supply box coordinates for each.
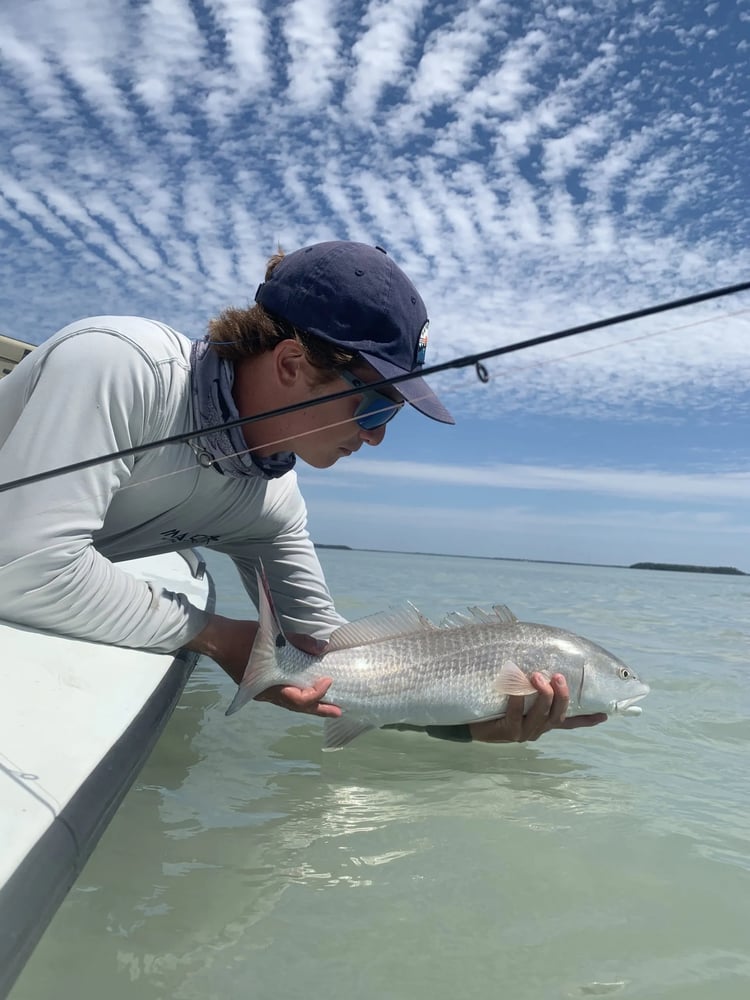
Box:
[300,453,340,470]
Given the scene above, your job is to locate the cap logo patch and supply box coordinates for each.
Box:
[416,321,429,366]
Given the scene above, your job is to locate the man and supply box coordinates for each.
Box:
[0,240,605,743]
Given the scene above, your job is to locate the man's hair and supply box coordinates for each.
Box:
[208,250,358,381]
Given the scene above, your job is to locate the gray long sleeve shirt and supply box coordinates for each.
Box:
[0,317,344,652]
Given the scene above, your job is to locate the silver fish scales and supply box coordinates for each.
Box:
[226,569,650,749]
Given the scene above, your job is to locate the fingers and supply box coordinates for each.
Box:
[254,678,343,718]
[251,636,334,717]
[280,678,341,717]
[527,674,607,732]
[526,671,558,718]
[512,672,564,741]
[545,674,570,726]
[501,691,526,740]
[471,672,592,744]
[559,713,608,729]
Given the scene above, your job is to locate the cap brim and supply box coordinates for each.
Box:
[360,353,455,425]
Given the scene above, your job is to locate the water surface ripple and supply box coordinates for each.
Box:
[11,551,750,1000]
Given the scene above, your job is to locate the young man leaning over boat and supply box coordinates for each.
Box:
[0,241,605,745]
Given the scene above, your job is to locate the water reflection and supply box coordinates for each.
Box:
[12,547,750,1000]
[12,672,635,1000]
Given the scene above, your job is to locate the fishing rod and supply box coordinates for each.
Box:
[1,279,748,495]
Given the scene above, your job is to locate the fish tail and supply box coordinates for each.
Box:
[225,562,287,716]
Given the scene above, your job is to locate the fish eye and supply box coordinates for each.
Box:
[618,667,633,680]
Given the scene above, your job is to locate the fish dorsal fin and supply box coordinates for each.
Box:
[327,604,436,652]
[440,610,474,628]
[439,605,518,628]
[407,601,438,629]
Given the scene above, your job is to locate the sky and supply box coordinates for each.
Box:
[1,0,749,569]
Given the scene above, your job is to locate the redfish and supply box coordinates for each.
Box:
[227,569,649,749]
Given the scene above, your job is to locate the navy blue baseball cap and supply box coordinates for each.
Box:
[254,241,454,424]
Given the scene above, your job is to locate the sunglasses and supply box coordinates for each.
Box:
[339,370,404,429]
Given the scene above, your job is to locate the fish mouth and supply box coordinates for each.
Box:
[613,687,650,715]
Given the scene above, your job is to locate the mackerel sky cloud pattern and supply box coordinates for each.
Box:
[1,0,748,564]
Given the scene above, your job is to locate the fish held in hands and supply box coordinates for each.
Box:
[226,568,650,750]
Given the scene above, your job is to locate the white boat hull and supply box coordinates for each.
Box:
[0,549,214,998]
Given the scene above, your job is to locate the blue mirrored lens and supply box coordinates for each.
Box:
[355,395,401,429]
[340,371,403,430]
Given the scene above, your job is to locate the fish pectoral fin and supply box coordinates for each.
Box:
[323,717,376,750]
[494,660,538,696]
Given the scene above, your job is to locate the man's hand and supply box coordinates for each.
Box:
[254,633,341,717]
[184,614,259,683]
[469,672,607,743]
[185,614,341,717]
[254,676,341,718]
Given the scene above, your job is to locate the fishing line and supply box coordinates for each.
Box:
[1,279,748,497]
[496,307,750,378]
[1,404,420,536]
[2,300,748,534]
[204,304,750,463]
[0,406,424,537]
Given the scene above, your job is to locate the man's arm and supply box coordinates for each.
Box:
[0,324,208,650]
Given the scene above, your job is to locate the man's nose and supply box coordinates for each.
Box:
[360,423,387,446]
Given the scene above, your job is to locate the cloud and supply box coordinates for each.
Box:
[346,0,428,118]
[0,0,748,426]
[284,0,342,110]
[303,493,750,567]
[308,456,750,503]
[206,0,270,103]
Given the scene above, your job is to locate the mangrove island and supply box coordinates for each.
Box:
[630,562,747,576]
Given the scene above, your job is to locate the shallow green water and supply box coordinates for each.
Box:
[11,550,750,1000]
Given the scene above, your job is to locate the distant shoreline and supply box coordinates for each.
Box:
[314,545,747,576]
[629,562,746,576]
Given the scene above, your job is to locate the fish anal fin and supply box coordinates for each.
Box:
[323,717,376,750]
[494,660,538,697]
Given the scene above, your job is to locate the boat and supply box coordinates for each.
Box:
[0,549,215,998]
[0,337,216,997]
[0,332,33,380]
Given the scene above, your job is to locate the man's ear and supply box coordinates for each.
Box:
[273,338,307,387]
